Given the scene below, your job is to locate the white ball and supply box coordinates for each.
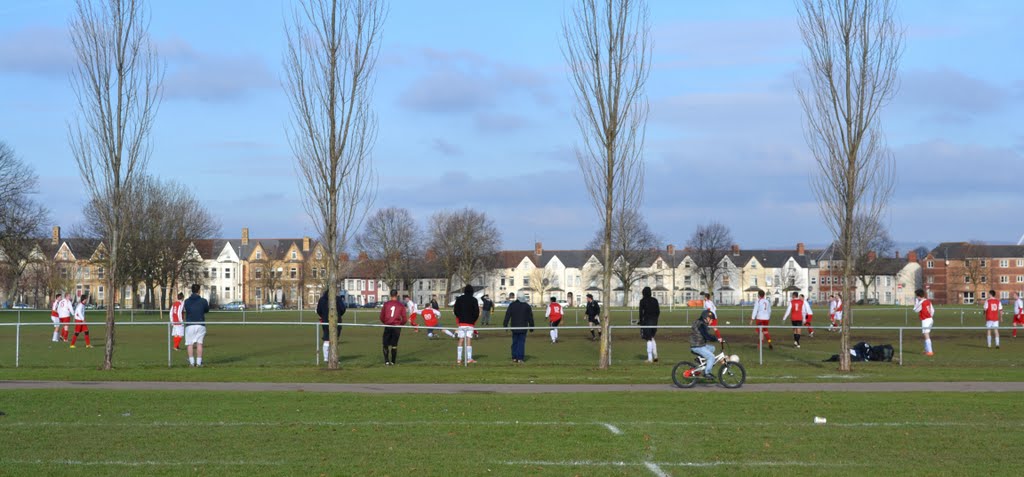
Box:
[725,321,731,325]
[728,354,740,363]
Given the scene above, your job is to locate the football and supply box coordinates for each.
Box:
[728,354,740,363]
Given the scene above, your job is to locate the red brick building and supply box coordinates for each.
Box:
[922,242,1024,304]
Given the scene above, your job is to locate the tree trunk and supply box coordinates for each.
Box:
[103,232,117,370]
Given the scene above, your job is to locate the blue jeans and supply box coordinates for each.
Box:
[511,332,527,360]
[691,345,716,376]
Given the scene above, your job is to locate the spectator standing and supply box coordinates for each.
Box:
[183,284,210,367]
[379,289,408,365]
[481,294,494,326]
[453,285,480,364]
[638,286,660,363]
[503,293,534,363]
[585,294,601,341]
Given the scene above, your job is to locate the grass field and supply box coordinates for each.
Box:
[1,306,1023,383]
[0,389,1021,476]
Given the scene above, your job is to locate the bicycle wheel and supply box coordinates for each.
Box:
[671,361,699,388]
[717,361,746,388]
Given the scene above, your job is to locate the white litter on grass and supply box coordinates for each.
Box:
[816,374,864,379]
[601,423,623,435]
[644,461,671,477]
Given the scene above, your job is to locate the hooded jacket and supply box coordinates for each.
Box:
[638,286,660,327]
[690,310,720,348]
[453,285,480,325]
[503,297,534,334]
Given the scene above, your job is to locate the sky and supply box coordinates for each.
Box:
[1,0,1021,252]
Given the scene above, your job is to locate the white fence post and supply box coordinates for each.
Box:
[898,328,903,366]
[15,311,21,368]
[167,321,172,368]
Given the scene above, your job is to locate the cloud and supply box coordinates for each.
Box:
[431,138,463,157]
[163,42,278,101]
[893,68,1019,123]
[652,18,800,70]
[892,140,1023,194]
[397,47,554,114]
[0,26,75,77]
[474,112,532,132]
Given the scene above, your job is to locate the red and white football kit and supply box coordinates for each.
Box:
[170,300,185,349]
[546,302,563,343]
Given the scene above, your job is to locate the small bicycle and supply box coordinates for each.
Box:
[671,341,747,389]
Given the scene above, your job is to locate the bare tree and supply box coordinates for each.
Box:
[527,266,559,306]
[587,209,659,306]
[427,208,501,301]
[797,0,903,372]
[686,222,734,298]
[0,142,49,305]
[68,0,163,370]
[355,207,421,292]
[284,0,385,369]
[562,0,651,369]
[958,242,991,303]
[850,215,895,300]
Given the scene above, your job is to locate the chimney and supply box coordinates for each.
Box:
[535,241,543,256]
[731,244,740,256]
[358,251,369,261]
[302,236,310,252]
[425,249,437,262]
[241,227,249,246]
[907,251,918,263]
[340,252,350,262]
[895,251,900,260]
[667,244,675,255]
[796,242,805,256]
[51,226,61,246]
[867,251,877,262]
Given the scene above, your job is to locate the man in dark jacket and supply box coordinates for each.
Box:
[480,294,494,325]
[317,290,347,362]
[183,284,210,367]
[638,286,660,363]
[690,309,722,379]
[453,285,480,364]
[585,293,601,341]
[503,292,534,363]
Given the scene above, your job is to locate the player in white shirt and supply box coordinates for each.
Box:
[827,295,838,331]
[1012,292,1023,338]
[57,293,75,341]
[68,294,92,348]
[801,294,815,337]
[50,293,62,342]
[750,290,773,350]
[832,293,844,330]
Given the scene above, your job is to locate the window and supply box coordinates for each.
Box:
[203,269,209,278]
[225,268,231,279]
[810,277,817,285]
[500,278,506,286]
[316,250,322,260]
[980,260,988,268]
[369,281,375,291]
[885,291,892,303]
[290,267,297,279]
[927,276,934,284]
[1000,259,1009,268]
[1000,276,1009,284]
[60,267,68,279]
[291,251,297,260]
[256,287,262,299]
[97,267,104,279]
[751,263,758,269]
[1001,291,1010,299]
[276,267,283,278]
[684,261,691,268]
[84,267,91,279]
[722,276,731,286]
[1018,259,1024,267]
[359,280,365,291]
[926,260,934,269]
[885,277,892,287]
[753,276,759,286]
[418,281,424,291]
[255,268,263,279]
[509,277,515,287]
[981,276,988,284]
[61,251,68,260]
[255,250,262,260]
[656,275,664,286]
[211,268,218,279]
[1018,276,1024,283]
[684,275,692,286]
[576,277,581,286]
[98,286,104,300]
[523,277,530,287]
[225,287,232,300]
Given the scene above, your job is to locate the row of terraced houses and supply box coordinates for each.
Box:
[3,226,1022,309]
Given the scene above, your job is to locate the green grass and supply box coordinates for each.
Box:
[1,307,1022,384]
[0,389,1021,476]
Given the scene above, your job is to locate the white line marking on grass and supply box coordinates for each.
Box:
[601,423,622,435]
[644,461,671,477]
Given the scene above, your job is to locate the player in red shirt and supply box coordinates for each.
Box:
[781,291,806,348]
[379,289,408,365]
[913,289,935,356]
[170,293,185,350]
[545,297,563,343]
[983,290,1002,349]
[1012,292,1023,338]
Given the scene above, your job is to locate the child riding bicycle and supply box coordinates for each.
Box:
[690,309,723,379]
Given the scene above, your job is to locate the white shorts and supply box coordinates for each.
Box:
[985,320,999,329]
[51,316,59,325]
[172,324,185,337]
[456,325,474,339]
[920,318,933,334]
[834,311,843,321]
[185,325,206,345]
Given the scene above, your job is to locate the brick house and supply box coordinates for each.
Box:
[923,242,1024,304]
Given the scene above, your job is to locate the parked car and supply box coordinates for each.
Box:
[84,303,98,310]
[12,303,31,310]
[260,302,282,310]
[221,301,246,311]
[362,302,378,308]
[495,300,512,308]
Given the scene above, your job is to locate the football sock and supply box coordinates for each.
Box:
[987,335,992,347]
[70,334,78,346]
[390,348,397,364]
[550,329,557,342]
[443,329,455,338]
[651,340,658,359]
[383,346,390,363]
[173,336,182,349]
[189,357,196,366]
[52,329,59,341]
[457,346,463,361]
[924,338,932,353]
[84,332,90,346]
[794,334,801,344]
[646,340,653,361]
[995,336,1000,347]
[196,357,202,366]
[467,346,473,361]
[590,330,596,339]
[322,342,329,361]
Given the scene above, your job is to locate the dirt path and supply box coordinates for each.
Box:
[2,380,1023,393]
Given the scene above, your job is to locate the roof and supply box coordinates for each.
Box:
[722,249,812,268]
[497,250,596,269]
[929,242,1024,260]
